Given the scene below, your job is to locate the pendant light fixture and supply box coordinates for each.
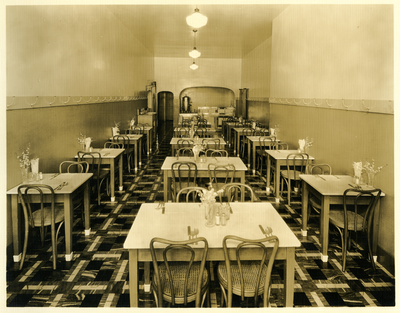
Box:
[189,29,201,59]
[190,60,198,70]
[186,7,208,29]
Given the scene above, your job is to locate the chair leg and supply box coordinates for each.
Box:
[19,225,30,270]
[219,283,227,307]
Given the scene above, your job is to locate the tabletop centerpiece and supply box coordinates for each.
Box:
[17,144,32,183]
[362,159,387,187]
[298,137,313,153]
[198,185,224,227]
[112,121,121,136]
[129,117,135,130]
[78,133,93,152]
[192,141,206,162]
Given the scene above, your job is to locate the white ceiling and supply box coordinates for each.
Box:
[106,4,289,59]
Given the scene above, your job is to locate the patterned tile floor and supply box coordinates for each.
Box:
[6,121,395,308]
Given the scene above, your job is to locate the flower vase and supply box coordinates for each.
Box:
[21,167,30,183]
[204,202,215,227]
[367,172,375,187]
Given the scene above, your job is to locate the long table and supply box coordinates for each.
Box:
[161,156,247,201]
[300,174,384,262]
[170,137,227,156]
[247,136,280,173]
[123,202,301,307]
[7,173,93,262]
[77,148,124,202]
[266,150,314,200]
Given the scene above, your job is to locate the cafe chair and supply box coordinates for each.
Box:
[329,188,382,272]
[177,139,194,149]
[104,141,123,149]
[239,128,254,158]
[176,147,194,158]
[131,125,147,155]
[176,186,208,202]
[78,151,110,205]
[113,134,133,172]
[205,149,229,158]
[59,160,89,174]
[256,137,274,177]
[222,183,258,202]
[306,164,332,220]
[150,237,210,307]
[208,163,236,193]
[217,235,279,307]
[171,161,198,202]
[202,138,220,150]
[17,184,64,270]
[280,153,309,206]
[174,127,190,138]
[195,127,208,138]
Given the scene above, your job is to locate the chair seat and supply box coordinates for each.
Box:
[217,261,267,297]
[153,262,209,304]
[32,206,64,227]
[280,170,302,181]
[329,210,364,231]
[92,169,110,180]
[309,196,322,212]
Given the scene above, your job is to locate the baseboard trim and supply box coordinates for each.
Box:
[377,245,395,276]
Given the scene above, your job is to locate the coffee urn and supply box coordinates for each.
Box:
[182,95,191,113]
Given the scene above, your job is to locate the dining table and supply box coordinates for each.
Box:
[266,150,315,200]
[174,127,219,138]
[223,122,244,148]
[127,126,153,155]
[161,156,247,202]
[246,136,280,173]
[109,134,142,171]
[7,173,93,262]
[76,148,124,202]
[124,202,300,307]
[170,137,227,156]
[300,174,385,262]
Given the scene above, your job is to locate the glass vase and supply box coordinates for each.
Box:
[204,202,215,227]
[367,172,375,187]
[21,167,30,183]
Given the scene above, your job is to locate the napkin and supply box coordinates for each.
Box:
[270,128,275,136]
[85,137,92,150]
[31,158,39,174]
[298,139,305,152]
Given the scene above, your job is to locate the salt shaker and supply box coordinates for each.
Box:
[215,207,220,226]
[39,172,43,180]
[221,213,227,226]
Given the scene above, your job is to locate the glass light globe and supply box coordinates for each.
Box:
[189,48,201,58]
[186,9,208,28]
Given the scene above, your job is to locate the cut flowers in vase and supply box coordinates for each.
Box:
[363,159,387,174]
[16,144,31,169]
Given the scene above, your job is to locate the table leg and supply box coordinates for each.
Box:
[301,181,308,237]
[144,262,151,292]
[247,139,251,169]
[118,154,124,192]
[275,162,281,199]
[163,171,168,202]
[84,180,91,236]
[139,138,142,166]
[11,195,21,262]
[240,172,245,202]
[372,198,381,261]
[266,155,271,190]
[129,249,139,307]
[110,159,115,202]
[134,142,138,171]
[284,247,295,307]
[319,196,330,262]
[64,194,74,261]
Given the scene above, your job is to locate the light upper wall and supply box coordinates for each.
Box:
[270,4,393,101]
[6,5,154,97]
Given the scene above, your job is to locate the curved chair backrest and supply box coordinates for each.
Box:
[307,163,332,175]
[221,235,279,307]
[77,151,102,177]
[177,139,194,148]
[222,183,258,202]
[176,147,194,158]
[150,236,209,307]
[285,153,309,175]
[104,141,123,149]
[195,127,208,138]
[260,137,274,151]
[17,184,58,269]
[202,138,220,150]
[174,127,190,138]
[253,129,266,136]
[176,186,208,202]
[131,125,144,134]
[208,163,236,192]
[171,161,198,201]
[241,128,254,137]
[276,142,289,150]
[59,160,89,174]
[113,134,130,149]
[205,149,229,158]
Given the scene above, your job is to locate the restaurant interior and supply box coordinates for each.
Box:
[5,3,395,309]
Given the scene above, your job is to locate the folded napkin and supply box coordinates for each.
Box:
[85,137,92,150]
[270,128,275,136]
[298,139,305,151]
[31,158,39,174]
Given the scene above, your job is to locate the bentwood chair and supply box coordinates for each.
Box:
[131,125,147,155]
[195,127,208,138]
[104,141,123,149]
[177,139,194,149]
[176,186,208,203]
[256,137,274,176]
[112,134,133,172]
[202,138,220,150]
[205,149,229,158]
[150,237,210,307]
[239,128,254,158]
[222,183,258,202]
[329,188,382,272]
[175,147,194,158]
[78,151,110,205]
[171,161,198,202]
[17,184,65,270]
[280,153,309,206]
[174,127,190,138]
[207,163,236,192]
[217,235,279,307]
